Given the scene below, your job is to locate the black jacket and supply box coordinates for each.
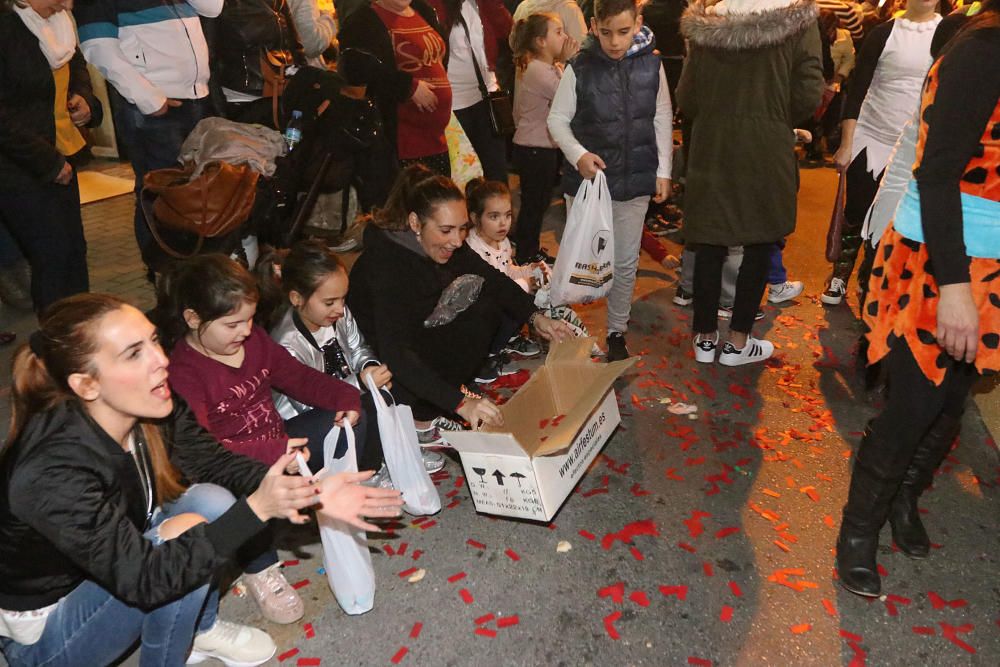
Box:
[0,399,267,612]
[348,225,536,412]
[338,0,447,160]
[0,9,103,191]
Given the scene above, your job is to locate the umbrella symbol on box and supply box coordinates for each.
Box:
[472,467,487,483]
[509,472,526,487]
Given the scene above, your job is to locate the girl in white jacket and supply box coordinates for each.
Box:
[261,240,445,485]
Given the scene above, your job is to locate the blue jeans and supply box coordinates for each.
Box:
[111,94,212,263]
[767,241,787,285]
[0,484,237,667]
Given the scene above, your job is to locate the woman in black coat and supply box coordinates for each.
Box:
[0,0,101,313]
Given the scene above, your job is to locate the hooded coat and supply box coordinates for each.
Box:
[677,0,823,246]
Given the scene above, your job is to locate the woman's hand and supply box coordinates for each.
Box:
[533,314,574,343]
[285,437,309,474]
[335,410,360,427]
[54,162,73,185]
[832,144,852,172]
[456,397,503,431]
[316,471,404,531]
[247,453,321,524]
[359,364,393,390]
[937,283,979,363]
[67,94,91,127]
[411,80,438,112]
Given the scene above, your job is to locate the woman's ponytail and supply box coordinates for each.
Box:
[6,343,65,449]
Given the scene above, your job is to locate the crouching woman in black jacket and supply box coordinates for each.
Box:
[0,294,402,667]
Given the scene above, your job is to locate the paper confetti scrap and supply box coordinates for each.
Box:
[556,540,573,553]
[603,611,622,640]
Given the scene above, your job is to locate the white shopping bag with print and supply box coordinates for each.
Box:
[307,422,376,615]
[549,170,614,305]
[366,376,441,516]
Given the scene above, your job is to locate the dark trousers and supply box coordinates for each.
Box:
[767,240,787,285]
[401,151,451,178]
[111,94,212,265]
[860,341,976,479]
[693,243,770,334]
[833,149,883,286]
[0,172,88,312]
[512,144,560,262]
[454,100,508,183]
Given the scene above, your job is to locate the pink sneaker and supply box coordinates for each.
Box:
[241,564,304,625]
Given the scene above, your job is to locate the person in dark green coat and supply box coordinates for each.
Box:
[677,0,823,367]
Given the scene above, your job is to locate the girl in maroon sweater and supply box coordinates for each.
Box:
[155,254,362,626]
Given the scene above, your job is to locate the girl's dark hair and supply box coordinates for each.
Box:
[464,177,511,221]
[512,13,559,72]
[373,164,465,231]
[6,294,185,504]
[153,254,260,351]
[254,240,345,330]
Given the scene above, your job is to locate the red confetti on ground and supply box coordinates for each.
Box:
[659,585,688,601]
[630,483,651,496]
[598,582,625,604]
[390,647,409,664]
[683,510,711,538]
[283,560,300,567]
[601,519,659,550]
[790,623,812,634]
[630,546,645,561]
[474,627,497,638]
[579,530,596,540]
[278,648,299,662]
[297,659,321,667]
[603,611,622,640]
[411,550,423,560]
[665,468,685,481]
[475,613,495,625]
[398,567,418,579]
[822,598,837,617]
[702,562,714,577]
[410,622,423,639]
[678,542,697,553]
[466,539,486,550]
[291,579,310,590]
[497,615,520,628]
[303,623,315,639]
[912,626,936,636]
[629,591,650,607]
[687,658,712,666]
[939,622,976,654]
[877,563,888,577]
[583,487,610,497]
[459,588,474,604]
[720,605,733,622]
[397,542,408,556]
[839,629,863,642]
[505,548,521,561]
[728,581,743,597]
[419,521,437,530]
[715,527,739,539]
[928,591,968,609]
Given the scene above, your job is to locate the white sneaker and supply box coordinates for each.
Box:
[422,449,446,473]
[241,564,304,625]
[821,277,847,305]
[187,620,276,667]
[693,333,719,364]
[718,337,774,366]
[768,280,804,304]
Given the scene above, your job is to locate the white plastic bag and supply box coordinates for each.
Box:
[549,170,614,305]
[307,422,376,615]
[365,376,441,516]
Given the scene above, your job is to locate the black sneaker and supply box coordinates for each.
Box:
[474,354,515,384]
[503,334,541,358]
[606,332,630,362]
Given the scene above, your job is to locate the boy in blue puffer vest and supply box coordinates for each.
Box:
[548,0,673,362]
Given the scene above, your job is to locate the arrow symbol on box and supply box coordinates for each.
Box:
[492,470,505,486]
[509,472,526,487]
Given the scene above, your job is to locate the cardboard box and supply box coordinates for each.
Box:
[447,338,635,521]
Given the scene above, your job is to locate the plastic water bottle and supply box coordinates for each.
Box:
[284,110,303,152]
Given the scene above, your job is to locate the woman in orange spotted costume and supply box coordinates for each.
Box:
[837,5,999,598]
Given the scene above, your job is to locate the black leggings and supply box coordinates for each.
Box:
[693,243,771,334]
[862,341,977,475]
[454,100,508,183]
[832,149,884,285]
[511,144,560,262]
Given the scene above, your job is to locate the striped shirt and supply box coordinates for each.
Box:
[817,0,864,40]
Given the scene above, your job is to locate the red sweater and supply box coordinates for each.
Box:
[168,326,361,464]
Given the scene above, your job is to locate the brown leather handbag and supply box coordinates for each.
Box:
[825,171,847,263]
[261,49,294,128]
[142,161,259,258]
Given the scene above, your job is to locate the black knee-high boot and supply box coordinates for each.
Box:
[836,427,906,597]
[888,413,962,558]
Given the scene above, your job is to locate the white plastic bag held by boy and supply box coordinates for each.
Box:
[549,170,614,305]
[366,376,441,516]
[309,422,376,615]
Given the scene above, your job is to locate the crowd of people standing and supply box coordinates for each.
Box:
[0,0,997,664]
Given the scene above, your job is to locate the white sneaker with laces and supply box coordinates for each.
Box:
[693,333,719,364]
[186,620,276,667]
[821,277,847,305]
[718,337,774,366]
[768,280,804,304]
